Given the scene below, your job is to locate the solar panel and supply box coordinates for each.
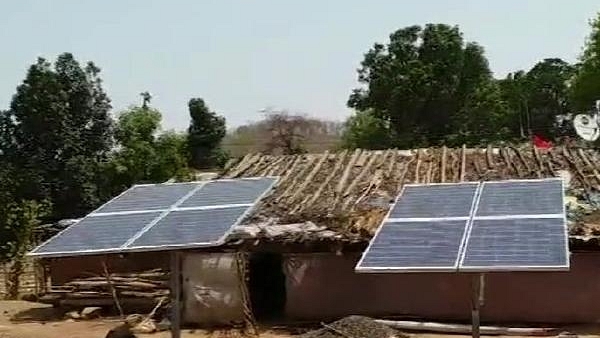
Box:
[389,183,478,219]
[475,179,563,217]
[178,177,276,208]
[29,212,162,256]
[356,178,569,273]
[459,218,568,271]
[356,220,469,272]
[127,206,249,249]
[95,183,198,214]
[28,176,278,257]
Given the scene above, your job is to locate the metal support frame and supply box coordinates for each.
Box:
[471,273,485,338]
[170,251,182,338]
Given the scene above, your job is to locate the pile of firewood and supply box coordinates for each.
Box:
[51,269,169,300]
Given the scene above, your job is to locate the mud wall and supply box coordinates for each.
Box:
[283,252,600,324]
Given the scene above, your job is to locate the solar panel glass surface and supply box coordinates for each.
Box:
[178,177,276,208]
[128,206,248,249]
[459,217,568,270]
[475,179,563,217]
[356,220,468,272]
[94,183,198,213]
[30,212,162,256]
[389,183,478,219]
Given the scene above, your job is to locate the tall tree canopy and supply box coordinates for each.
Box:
[2,53,113,220]
[498,58,575,140]
[187,98,227,169]
[341,110,394,150]
[348,24,508,148]
[571,13,600,111]
[103,105,190,195]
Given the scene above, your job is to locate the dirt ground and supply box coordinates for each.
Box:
[2,300,600,338]
[0,301,293,338]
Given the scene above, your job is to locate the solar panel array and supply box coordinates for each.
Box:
[29,177,278,258]
[356,178,569,273]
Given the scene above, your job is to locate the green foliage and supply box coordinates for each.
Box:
[348,24,509,147]
[102,106,192,196]
[187,98,227,169]
[499,58,574,139]
[346,24,579,149]
[341,110,395,149]
[0,164,50,263]
[115,106,162,146]
[2,53,113,220]
[0,200,50,263]
[571,13,600,111]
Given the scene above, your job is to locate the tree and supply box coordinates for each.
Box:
[0,162,49,298]
[2,53,113,220]
[499,58,575,140]
[348,24,507,147]
[341,110,395,149]
[262,111,310,155]
[187,98,226,169]
[102,105,191,195]
[223,112,342,156]
[571,13,600,111]
[526,58,575,138]
[0,198,49,299]
[497,71,528,139]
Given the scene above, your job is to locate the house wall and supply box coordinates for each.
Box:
[283,252,600,324]
[48,252,169,284]
[181,252,245,325]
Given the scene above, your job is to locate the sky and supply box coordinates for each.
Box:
[1,1,599,131]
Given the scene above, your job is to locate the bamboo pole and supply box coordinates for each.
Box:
[471,273,485,338]
[170,252,181,338]
[102,260,124,318]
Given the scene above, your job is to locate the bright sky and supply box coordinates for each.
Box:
[1,1,599,130]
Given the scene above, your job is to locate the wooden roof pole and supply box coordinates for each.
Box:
[170,251,181,338]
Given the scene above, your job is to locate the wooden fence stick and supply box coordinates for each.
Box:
[102,260,124,318]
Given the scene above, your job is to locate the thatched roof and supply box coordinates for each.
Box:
[220,146,600,246]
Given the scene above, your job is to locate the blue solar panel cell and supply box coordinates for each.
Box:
[178,177,276,208]
[389,183,478,219]
[356,220,468,272]
[475,179,563,217]
[30,212,162,256]
[28,177,278,258]
[95,183,198,213]
[460,218,568,270]
[128,207,248,249]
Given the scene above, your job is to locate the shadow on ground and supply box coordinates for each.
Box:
[9,305,66,323]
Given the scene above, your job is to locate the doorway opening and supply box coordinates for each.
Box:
[248,253,286,321]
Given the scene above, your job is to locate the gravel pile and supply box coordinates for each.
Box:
[299,315,402,338]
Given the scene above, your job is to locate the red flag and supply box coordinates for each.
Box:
[532,134,552,149]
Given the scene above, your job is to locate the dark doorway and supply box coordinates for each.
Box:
[248,253,286,320]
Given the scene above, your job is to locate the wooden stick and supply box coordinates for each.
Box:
[441,146,447,183]
[102,260,124,318]
[532,146,543,178]
[336,149,362,193]
[343,152,378,197]
[578,148,600,184]
[305,151,348,207]
[289,151,329,203]
[170,252,181,338]
[486,145,494,169]
[142,296,166,323]
[460,144,467,181]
